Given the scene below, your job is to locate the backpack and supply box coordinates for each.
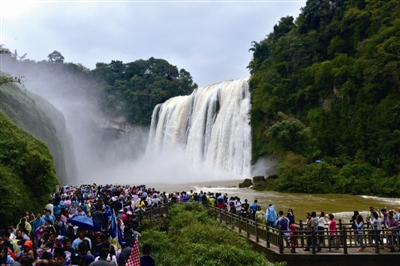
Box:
[313,217,319,231]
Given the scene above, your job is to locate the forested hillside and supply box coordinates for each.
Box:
[248,0,400,196]
[0,79,76,184]
[0,112,59,228]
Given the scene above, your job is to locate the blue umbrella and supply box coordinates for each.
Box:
[67,215,101,231]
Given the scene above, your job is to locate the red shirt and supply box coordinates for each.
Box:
[328,219,337,235]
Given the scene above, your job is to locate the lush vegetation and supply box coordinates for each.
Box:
[248,0,400,196]
[0,112,58,228]
[0,47,197,125]
[139,203,284,266]
[0,80,75,184]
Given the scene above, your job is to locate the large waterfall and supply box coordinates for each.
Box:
[147,78,252,179]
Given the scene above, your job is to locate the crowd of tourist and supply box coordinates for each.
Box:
[1,183,400,265]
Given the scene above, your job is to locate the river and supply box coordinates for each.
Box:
[146,180,400,223]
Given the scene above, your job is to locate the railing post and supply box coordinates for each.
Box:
[374,225,379,254]
[266,224,270,248]
[311,227,316,254]
[338,219,343,245]
[231,213,234,230]
[246,217,249,238]
[279,227,284,254]
[239,215,242,233]
[299,220,304,248]
[150,206,153,220]
[255,221,259,242]
[342,226,348,254]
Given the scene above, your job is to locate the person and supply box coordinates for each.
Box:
[72,227,92,250]
[32,213,46,234]
[16,240,35,262]
[266,204,277,227]
[241,199,250,218]
[140,243,155,266]
[385,211,398,252]
[286,209,295,223]
[317,211,325,248]
[89,247,114,265]
[326,214,338,251]
[78,241,95,265]
[369,211,383,249]
[255,205,266,228]
[0,245,15,265]
[276,210,290,247]
[93,241,116,265]
[54,248,68,266]
[289,218,298,253]
[355,215,365,252]
[16,218,32,236]
[250,200,259,221]
[303,212,320,251]
[350,210,359,245]
[45,200,54,215]
[92,205,105,232]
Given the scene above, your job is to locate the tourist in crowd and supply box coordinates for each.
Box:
[370,211,383,249]
[140,243,155,266]
[355,214,365,252]
[255,205,265,228]
[289,218,298,253]
[326,214,338,251]
[286,209,294,223]
[276,211,290,247]
[303,212,320,252]
[385,211,398,252]
[266,204,277,227]
[0,245,15,265]
[317,211,325,248]
[250,200,259,221]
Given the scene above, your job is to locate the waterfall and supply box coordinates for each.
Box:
[147,78,252,178]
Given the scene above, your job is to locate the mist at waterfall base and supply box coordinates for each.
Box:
[4,62,274,185]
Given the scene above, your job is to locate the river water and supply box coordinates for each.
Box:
[145,180,400,223]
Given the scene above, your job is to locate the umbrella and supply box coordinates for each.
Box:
[67,215,101,231]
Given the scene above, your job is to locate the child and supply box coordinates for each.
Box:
[289,218,298,253]
[140,243,155,266]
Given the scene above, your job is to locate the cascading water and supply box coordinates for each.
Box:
[147,78,252,179]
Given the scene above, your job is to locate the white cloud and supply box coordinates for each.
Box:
[1,0,306,87]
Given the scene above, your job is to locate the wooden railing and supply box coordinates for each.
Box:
[132,202,400,255]
[209,206,400,254]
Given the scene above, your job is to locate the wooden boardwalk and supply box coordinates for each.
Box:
[208,207,400,266]
[136,204,400,265]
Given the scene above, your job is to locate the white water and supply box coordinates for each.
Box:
[147,78,252,179]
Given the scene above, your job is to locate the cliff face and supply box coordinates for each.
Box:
[0,81,77,184]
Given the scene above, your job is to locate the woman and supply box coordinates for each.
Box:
[355,215,365,251]
[350,210,359,244]
[286,209,295,223]
[326,214,338,251]
[255,205,266,228]
[0,245,15,265]
[317,211,325,248]
[289,218,298,253]
[370,211,383,249]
